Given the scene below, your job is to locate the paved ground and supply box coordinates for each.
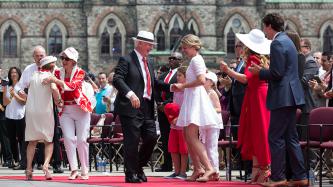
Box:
[0,165,331,187]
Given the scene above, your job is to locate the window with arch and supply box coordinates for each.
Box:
[169,18,183,50]
[227,28,236,53]
[48,25,63,56]
[223,14,250,55]
[156,24,165,51]
[99,16,126,61]
[323,26,333,52]
[3,26,17,57]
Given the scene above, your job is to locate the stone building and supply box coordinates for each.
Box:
[0,0,333,74]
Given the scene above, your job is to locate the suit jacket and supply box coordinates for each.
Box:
[113,50,170,118]
[259,32,305,110]
[156,69,178,105]
[229,62,247,125]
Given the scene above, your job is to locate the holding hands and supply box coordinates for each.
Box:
[171,83,185,92]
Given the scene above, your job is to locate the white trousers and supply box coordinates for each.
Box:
[60,105,90,174]
[200,128,220,172]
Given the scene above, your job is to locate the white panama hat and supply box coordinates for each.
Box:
[132,31,157,45]
[236,29,272,55]
[40,56,57,67]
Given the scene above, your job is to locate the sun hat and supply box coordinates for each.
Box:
[236,29,272,55]
[40,56,57,67]
[60,47,79,62]
[132,31,157,45]
[206,71,218,85]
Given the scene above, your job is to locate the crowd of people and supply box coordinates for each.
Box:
[0,12,332,186]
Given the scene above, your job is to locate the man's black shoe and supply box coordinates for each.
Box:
[125,174,141,183]
[137,171,147,182]
[155,168,173,172]
[53,167,64,173]
[2,161,11,167]
[236,173,251,180]
[13,165,26,170]
[37,164,43,170]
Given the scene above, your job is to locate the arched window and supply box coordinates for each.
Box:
[323,26,333,52]
[98,15,126,62]
[156,24,165,51]
[170,18,183,50]
[227,28,235,53]
[3,26,17,57]
[48,25,63,56]
[113,28,122,56]
[101,28,110,55]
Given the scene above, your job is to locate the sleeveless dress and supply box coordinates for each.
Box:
[176,54,222,129]
[25,71,55,142]
[237,54,271,166]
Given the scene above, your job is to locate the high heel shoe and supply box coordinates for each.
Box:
[185,170,205,182]
[196,170,216,182]
[68,170,79,180]
[42,166,52,180]
[25,170,33,181]
[247,165,260,184]
[256,166,271,184]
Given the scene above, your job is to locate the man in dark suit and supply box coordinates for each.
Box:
[155,52,182,172]
[113,31,170,183]
[249,13,308,186]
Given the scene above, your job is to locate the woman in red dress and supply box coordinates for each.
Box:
[220,29,271,184]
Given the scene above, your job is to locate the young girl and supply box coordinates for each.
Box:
[201,71,224,181]
[164,66,188,180]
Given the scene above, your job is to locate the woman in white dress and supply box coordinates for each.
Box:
[25,56,62,180]
[173,34,222,182]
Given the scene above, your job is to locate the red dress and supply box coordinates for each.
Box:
[237,54,271,166]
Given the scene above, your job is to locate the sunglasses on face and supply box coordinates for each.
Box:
[168,57,179,61]
[60,56,71,61]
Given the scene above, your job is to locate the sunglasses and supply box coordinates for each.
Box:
[60,56,71,61]
[168,57,179,61]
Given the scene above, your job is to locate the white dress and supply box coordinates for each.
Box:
[25,71,55,142]
[176,54,222,129]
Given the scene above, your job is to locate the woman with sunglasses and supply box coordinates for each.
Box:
[43,47,92,180]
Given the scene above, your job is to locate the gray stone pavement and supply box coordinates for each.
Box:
[0,165,330,187]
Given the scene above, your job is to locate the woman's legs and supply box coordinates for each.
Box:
[26,141,38,172]
[43,142,53,168]
[185,124,214,179]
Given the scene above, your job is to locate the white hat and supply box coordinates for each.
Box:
[236,29,272,55]
[40,56,57,67]
[60,47,79,62]
[206,71,218,85]
[132,31,157,45]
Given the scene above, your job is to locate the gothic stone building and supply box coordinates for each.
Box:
[1,0,333,74]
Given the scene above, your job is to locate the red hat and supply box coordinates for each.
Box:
[164,103,180,124]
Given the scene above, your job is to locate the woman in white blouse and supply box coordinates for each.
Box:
[3,67,26,169]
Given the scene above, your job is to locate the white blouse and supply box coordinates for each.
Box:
[5,85,25,120]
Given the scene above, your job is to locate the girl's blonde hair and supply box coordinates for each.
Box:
[180,34,202,51]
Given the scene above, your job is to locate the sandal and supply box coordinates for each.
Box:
[68,170,79,180]
[196,170,216,182]
[209,172,220,181]
[42,165,52,180]
[248,165,260,184]
[186,170,205,182]
[256,165,271,184]
[25,170,33,181]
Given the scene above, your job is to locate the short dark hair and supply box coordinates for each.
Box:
[262,13,285,32]
[322,51,333,60]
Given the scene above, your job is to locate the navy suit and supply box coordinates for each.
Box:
[259,32,307,181]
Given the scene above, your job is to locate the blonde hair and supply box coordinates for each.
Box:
[180,34,202,51]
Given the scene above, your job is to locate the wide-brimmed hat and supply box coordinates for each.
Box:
[60,47,79,62]
[236,29,271,55]
[206,71,218,85]
[132,31,157,45]
[40,56,57,67]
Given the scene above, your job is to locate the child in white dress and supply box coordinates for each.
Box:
[174,34,222,182]
[201,71,224,181]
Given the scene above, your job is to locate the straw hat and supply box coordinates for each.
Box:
[132,31,157,45]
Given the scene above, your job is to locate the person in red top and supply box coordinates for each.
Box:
[220,29,271,184]
[43,47,92,180]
